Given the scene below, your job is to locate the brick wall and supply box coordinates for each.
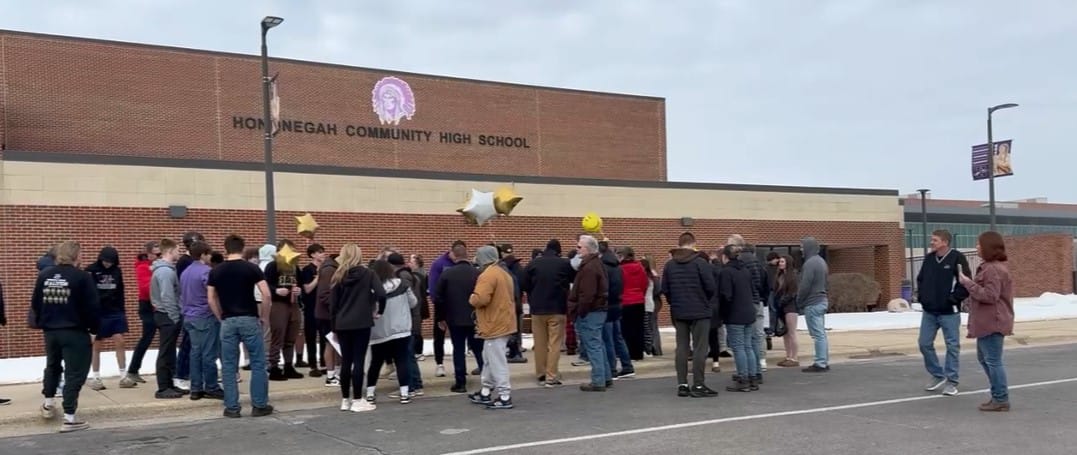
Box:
[0,204,904,358]
[0,31,665,182]
[986,233,1074,298]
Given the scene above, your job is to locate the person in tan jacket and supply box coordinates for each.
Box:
[467,246,517,410]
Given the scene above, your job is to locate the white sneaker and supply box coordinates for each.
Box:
[924,377,947,391]
[87,377,106,391]
[350,399,376,413]
[759,358,768,372]
[173,379,191,391]
[942,384,959,396]
[41,404,56,420]
[340,398,352,411]
[325,376,340,387]
[435,365,446,377]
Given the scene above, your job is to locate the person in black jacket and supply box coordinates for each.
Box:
[718,245,760,392]
[598,242,634,380]
[329,244,387,413]
[498,244,528,364]
[727,235,771,372]
[661,232,718,398]
[85,246,127,391]
[916,229,971,396]
[523,240,575,387]
[32,241,100,433]
[435,243,484,393]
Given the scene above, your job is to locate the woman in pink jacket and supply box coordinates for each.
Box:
[957,231,1014,412]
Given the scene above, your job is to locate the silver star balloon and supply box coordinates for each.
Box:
[459,189,498,226]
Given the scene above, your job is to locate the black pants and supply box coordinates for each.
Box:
[154,313,181,393]
[336,328,371,399]
[128,309,156,375]
[42,329,91,416]
[449,325,484,386]
[367,337,413,390]
[708,322,722,361]
[507,310,524,357]
[302,306,321,367]
[674,318,711,386]
[622,304,647,360]
[433,323,446,365]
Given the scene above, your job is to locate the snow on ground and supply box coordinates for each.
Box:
[3,294,1075,385]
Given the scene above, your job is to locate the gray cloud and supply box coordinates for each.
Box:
[2,0,1074,201]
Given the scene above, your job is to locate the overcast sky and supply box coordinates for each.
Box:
[3,0,1074,202]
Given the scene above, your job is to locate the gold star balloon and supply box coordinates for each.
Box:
[296,213,319,239]
[277,243,301,266]
[493,185,523,216]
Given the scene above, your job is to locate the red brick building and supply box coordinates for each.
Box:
[0,30,905,358]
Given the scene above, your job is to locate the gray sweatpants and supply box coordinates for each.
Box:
[674,319,710,386]
[481,336,512,399]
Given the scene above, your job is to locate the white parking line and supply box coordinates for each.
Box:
[442,377,1077,455]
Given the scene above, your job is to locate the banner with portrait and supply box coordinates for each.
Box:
[971,139,1013,181]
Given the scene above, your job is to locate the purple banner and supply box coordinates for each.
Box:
[971,140,1013,181]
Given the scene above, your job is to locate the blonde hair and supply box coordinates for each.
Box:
[331,244,364,286]
[55,241,81,265]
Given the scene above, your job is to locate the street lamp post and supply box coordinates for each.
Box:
[917,188,930,262]
[987,102,1018,232]
[261,15,284,245]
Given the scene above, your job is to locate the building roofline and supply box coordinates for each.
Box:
[2,150,899,197]
[903,204,1077,221]
[0,28,665,103]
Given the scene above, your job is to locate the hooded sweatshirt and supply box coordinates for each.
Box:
[254,245,276,303]
[329,264,386,332]
[370,278,416,345]
[470,261,518,339]
[661,247,717,321]
[620,259,649,306]
[738,250,770,305]
[32,264,100,333]
[315,256,339,321]
[601,250,624,322]
[86,246,125,314]
[135,253,154,312]
[796,237,829,310]
[151,259,182,323]
[718,258,756,325]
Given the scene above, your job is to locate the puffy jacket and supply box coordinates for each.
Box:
[330,265,386,332]
[370,278,416,345]
[522,251,575,315]
[738,251,769,304]
[602,250,624,322]
[718,258,756,325]
[620,259,648,306]
[470,264,518,339]
[661,248,717,321]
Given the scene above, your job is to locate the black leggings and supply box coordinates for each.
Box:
[337,328,372,399]
[367,336,413,390]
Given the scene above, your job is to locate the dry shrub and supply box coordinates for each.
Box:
[828,273,881,313]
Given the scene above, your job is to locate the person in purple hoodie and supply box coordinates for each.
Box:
[427,240,466,378]
[180,242,224,400]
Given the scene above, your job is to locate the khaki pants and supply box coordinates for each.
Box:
[531,314,566,380]
[268,301,301,368]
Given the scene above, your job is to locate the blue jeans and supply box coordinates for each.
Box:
[804,303,829,368]
[185,317,222,393]
[603,321,634,375]
[977,333,1008,403]
[575,312,609,386]
[221,317,269,411]
[726,323,758,377]
[919,312,960,384]
[176,324,191,381]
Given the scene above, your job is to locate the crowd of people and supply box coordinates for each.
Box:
[0,228,1017,433]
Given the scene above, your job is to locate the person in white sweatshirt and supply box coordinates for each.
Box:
[364,260,418,405]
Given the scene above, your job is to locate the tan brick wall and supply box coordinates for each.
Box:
[0,31,666,182]
[0,205,905,358]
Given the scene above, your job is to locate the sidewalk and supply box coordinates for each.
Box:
[1,318,1075,436]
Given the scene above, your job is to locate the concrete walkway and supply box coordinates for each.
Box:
[1,318,1074,437]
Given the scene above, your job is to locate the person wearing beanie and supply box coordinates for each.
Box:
[523,239,575,387]
[467,246,517,409]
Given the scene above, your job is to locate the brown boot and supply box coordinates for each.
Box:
[978,401,1010,412]
[777,359,800,367]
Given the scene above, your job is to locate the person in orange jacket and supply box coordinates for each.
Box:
[467,246,518,410]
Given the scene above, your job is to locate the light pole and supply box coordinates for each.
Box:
[987,102,1018,232]
[917,188,930,261]
[261,15,284,245]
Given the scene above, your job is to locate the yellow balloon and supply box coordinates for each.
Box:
[295,213,320,239]
[581,212,603,233]
[493,186,523,215]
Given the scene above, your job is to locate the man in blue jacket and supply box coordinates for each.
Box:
[916,230,970,396]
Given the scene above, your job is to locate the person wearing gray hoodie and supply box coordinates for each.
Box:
[151,239,187,398]
[797,237,830,372]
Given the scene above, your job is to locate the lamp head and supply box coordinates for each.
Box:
[262,16,284,30]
